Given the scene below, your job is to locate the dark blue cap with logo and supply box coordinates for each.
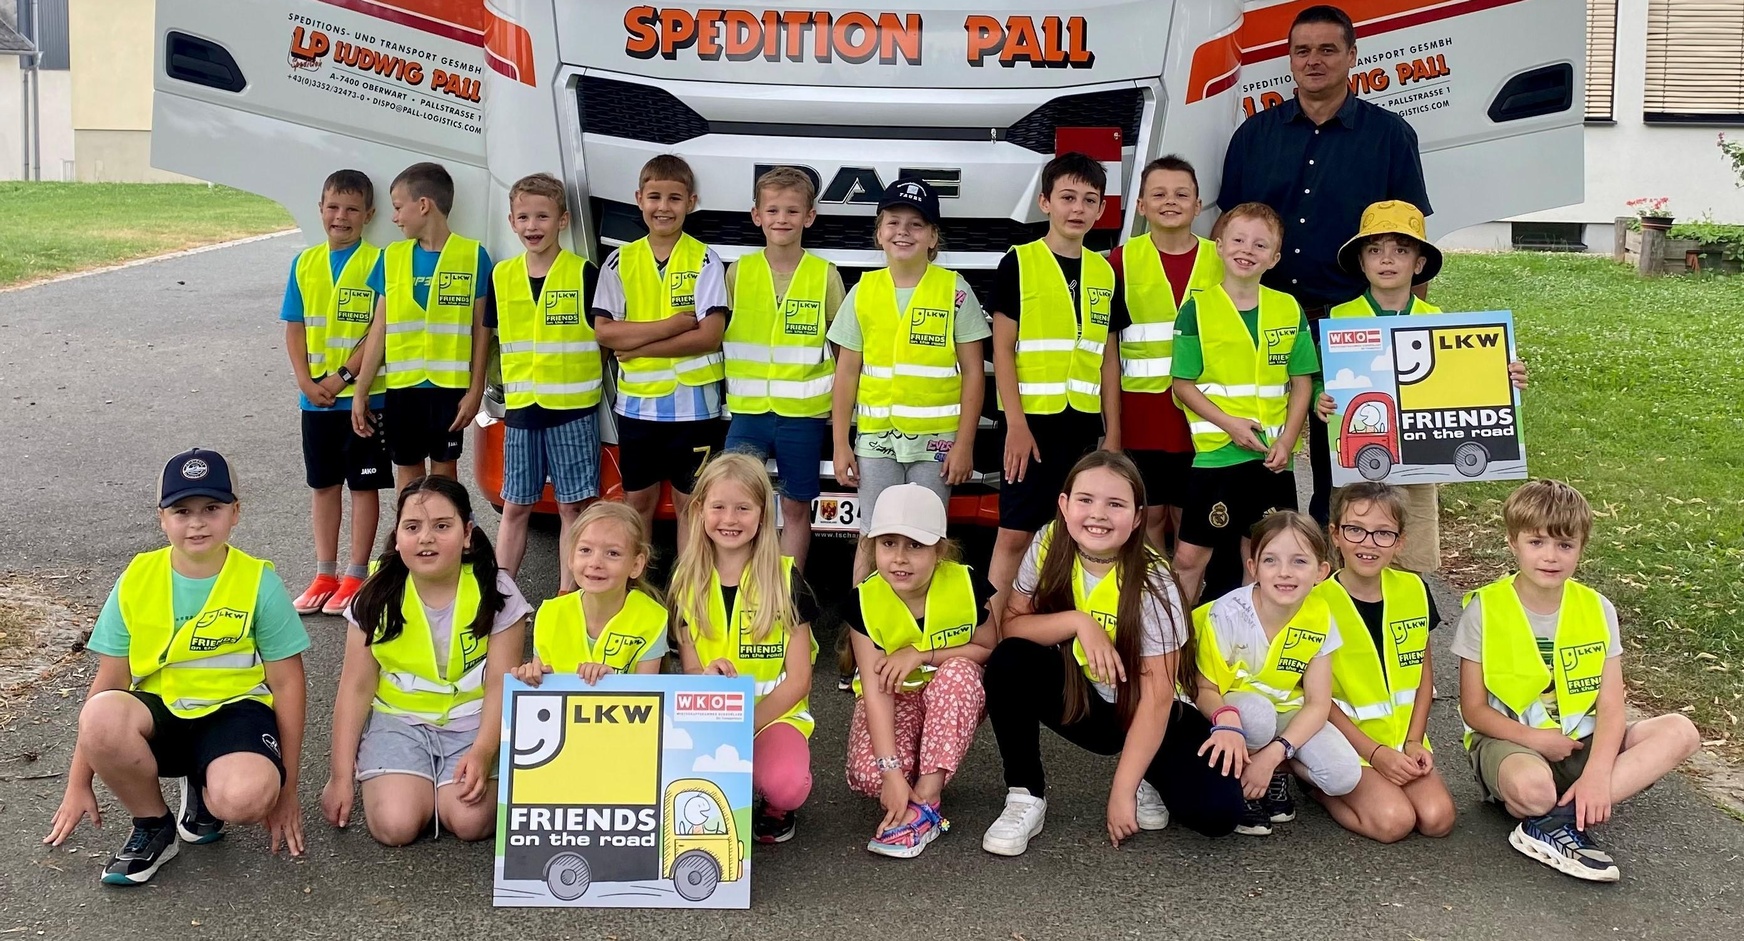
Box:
[159,448,237,508]
[876,177,941,226]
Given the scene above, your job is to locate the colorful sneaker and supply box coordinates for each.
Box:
[101,816,180,886]
[1235,799,1274,836]
[292,575,340,615]
[982,787,1047,856]
[176,776,224,844]
[752,806,796,844]
[867,801,949,859]
[1509,811,1621,882]
[1267,772,1297,823]
[1136,780,1170,831]
[320,575,365,617]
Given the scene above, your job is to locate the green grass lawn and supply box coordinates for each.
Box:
[0,182,294,286]
[1434,253,1744,740]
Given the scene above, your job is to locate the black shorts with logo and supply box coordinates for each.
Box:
[301,408,390,490]
[616,415,729,495]
[1177,460,1299,549]
[1126,448,1195,509]
[383,386,467,467]
[130,691,287,784]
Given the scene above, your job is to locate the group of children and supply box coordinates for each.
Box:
[42,149,1701,888]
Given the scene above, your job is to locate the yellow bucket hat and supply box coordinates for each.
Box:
[1337,200,1442,284]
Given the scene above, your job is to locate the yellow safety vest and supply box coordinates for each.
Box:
[1182,284,1300,455]
[1463,575,1609,748]
[1327,294,1443,320]
[1118,235,1221,393]
[723,250,834,417]
[616,234,724,397]
[856,265,963,435]
[493,249,603,411]
[383,235,481,390]
[682,557,816,738]
[1009,239,1114,415]
[296,241,385,397]
[852,561,979,695]
[1316,570,1431,757]
[533,588,668,674]
[1194,592,1333,710]
[117,546,274,719]
[369,566,490,727]
[1032,525,1166,685]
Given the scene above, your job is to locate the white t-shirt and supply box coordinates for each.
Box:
[1014,531,1188,702]
[1200,585,1343,678]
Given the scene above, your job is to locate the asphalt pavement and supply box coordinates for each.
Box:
[1,235,1741,940]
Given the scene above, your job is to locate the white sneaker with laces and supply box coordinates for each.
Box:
[982,788,1047,856]
[1136,780,1170,831]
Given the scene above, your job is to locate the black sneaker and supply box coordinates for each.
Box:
[1234,799,1273,836]
[101,815,180,886]
[1267,772,1297,823]
[176,776,225,844]
[753,807,797,844]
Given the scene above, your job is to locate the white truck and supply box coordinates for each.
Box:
[151,0,1585,532]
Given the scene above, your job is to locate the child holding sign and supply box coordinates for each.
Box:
[513,501,668,686]
[842,484,996,858]
[670,452,821,844]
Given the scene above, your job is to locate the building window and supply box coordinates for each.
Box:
[1586,0,1616,122]
[1511,222,1587,253]
[1645,0,1744,124]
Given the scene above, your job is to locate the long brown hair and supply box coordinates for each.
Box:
[1029,451,1194,727]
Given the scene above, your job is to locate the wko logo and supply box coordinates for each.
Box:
[676,691,746,722]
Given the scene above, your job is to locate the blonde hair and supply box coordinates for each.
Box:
[1220,201,1284,242]
[509,172,568,213]
[568,501,661,602]
[754,166,816,208]
[668,452,795,643]
[1504,479,1592,545]
[873,207,943,262]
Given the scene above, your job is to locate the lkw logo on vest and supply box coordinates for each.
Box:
[1277,626,1325,675]
[908,305,949,347]
[1264,326,1297,366]
[783,298,822,336]
[338,287,375,322]
[1390,617,1428,666]
[544,290,581,326]
[187,607,249,652]
[1086,287,1113,327]
[669,270,698,310]
[932,622,973,648]
[1561,641,1608,694]
[437,272,474,306]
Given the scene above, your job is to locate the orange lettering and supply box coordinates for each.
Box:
[1065,16,1093,67]
[694,9,723,60]
[722,9,761,61]
[660,8,697,58]
[1000,16,1043,67]
[878,12,921,66]
[624,6,657,58]
[833,11,878,64]
[965,14,1003,66]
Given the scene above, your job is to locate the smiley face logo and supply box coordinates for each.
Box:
[511,693,568,769]
[1394,329,1434,385]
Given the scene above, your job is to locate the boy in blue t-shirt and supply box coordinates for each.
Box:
[280,169,390,618]
[44,449,311,885]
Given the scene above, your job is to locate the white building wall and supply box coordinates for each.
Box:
[0,66,75,181]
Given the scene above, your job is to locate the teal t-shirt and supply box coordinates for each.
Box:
[88,558,312,662]
[1171,296,1319,468]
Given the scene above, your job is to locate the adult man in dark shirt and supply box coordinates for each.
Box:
[1218,4,1432,525]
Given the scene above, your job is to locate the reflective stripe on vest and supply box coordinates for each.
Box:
[1008,240,1114,415]
[493,249,603,411]
[1194,592,1333,710]
[1119,235,1221,392]
[852,562,979,695]
[723,250,834,417]
[1463,575,1608,748]
[1317,570,1431,757]
[118,546,273,719]
[683,557,816,738]
[383,235,481,390]
[297,242,385,396]
[616,234,723,397]
[369,565,489,726]
[533,588,668,674]
[856,265,962,435]
[1182,284,1299,455]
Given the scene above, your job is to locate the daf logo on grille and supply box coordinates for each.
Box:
[754,165,961,204]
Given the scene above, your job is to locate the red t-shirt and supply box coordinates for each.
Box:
[1116,239,1200,453]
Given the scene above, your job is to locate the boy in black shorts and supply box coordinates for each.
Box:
[281,169,390,618]
[593,154,729,526]
[352,162,492,490]
[45,449,310,884]
[1170,202,1318,604]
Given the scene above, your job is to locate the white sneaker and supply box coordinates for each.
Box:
[982,788,1047,856]
[1135,780,1170,831]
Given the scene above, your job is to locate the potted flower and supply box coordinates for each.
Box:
[1627,197,1674,231]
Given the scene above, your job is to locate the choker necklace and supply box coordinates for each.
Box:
[1079,550,1118,565]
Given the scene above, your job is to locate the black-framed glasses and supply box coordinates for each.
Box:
[1339,524,1400,548]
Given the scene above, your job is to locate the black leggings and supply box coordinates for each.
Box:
[984,637,1243,838]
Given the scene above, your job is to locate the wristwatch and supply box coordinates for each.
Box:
[1270,735,1298,761]
[336,365,357,385]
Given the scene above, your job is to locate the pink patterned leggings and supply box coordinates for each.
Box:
[845,657,986,798]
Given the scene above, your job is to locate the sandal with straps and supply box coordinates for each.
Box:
[866,801,949,859]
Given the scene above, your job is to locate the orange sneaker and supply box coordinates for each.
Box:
[292,575,340,615]
[321,576,365,617]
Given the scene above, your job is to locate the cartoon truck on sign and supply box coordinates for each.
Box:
[1337,324,1521,480]
[504,691,744,903]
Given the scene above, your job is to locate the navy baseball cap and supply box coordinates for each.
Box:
[159,448,237,508]
[876,178,941,226]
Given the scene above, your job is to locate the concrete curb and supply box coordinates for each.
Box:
[0,228,299,293]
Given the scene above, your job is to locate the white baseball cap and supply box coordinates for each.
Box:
[866,484,948,546]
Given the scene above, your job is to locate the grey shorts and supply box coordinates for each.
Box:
[356,711,491,788]
[856,456,951,534]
